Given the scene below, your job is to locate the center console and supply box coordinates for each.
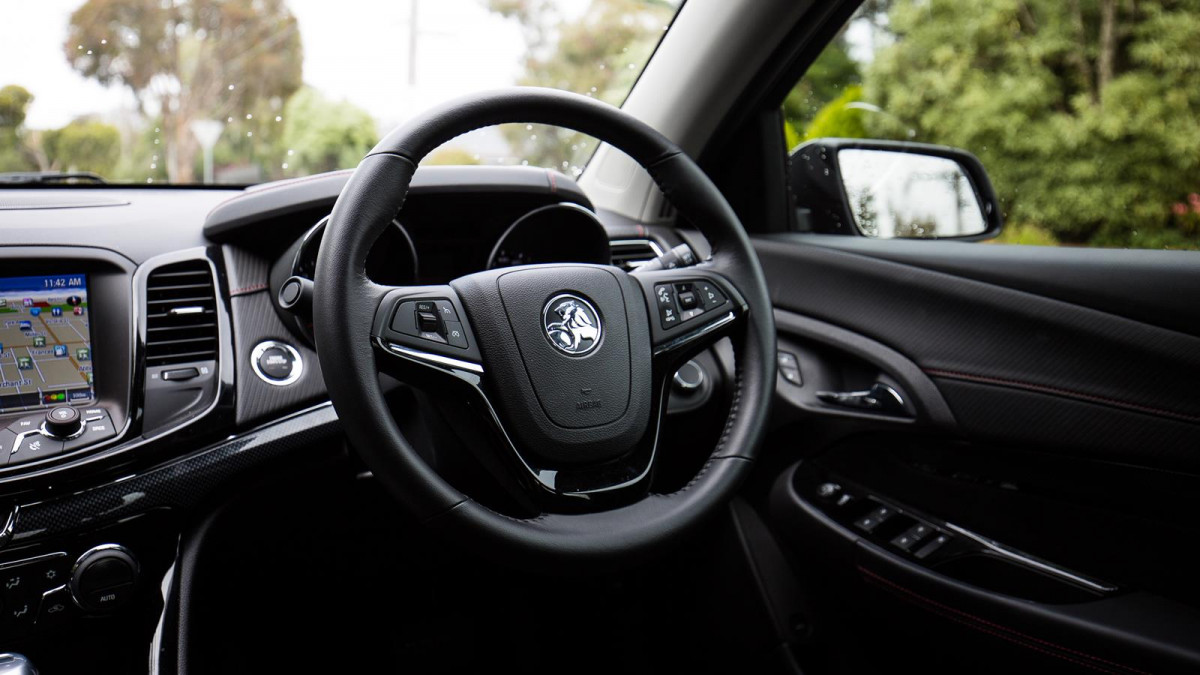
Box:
[0,251,134,478]
[0,246,234,669]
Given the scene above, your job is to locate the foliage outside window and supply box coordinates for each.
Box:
[784,0,1200,250]
[0,0,680,185]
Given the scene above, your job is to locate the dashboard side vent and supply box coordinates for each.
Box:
[609,239,664,271]
[144,260,218,368]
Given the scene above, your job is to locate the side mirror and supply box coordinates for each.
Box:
[790,138,1003,240]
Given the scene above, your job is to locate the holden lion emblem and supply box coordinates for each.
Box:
[543,294,601,355]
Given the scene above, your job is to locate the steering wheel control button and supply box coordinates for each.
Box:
[677,287,699,310]
[434,300,459,323]
[250,341,304,386]
[694,281,727,310]
[444,321,468,349]
[542,294,602,356]
[389,298,467,347]
[43,406,83,439]
[70,545,139,614]
[654,279,730,330]
[161,367,199,382]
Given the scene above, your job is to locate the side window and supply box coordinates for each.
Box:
[782,0,1200,250]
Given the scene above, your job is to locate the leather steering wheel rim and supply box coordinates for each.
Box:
[314,87,776,568]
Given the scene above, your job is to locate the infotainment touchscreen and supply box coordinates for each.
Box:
[0,274,94,413]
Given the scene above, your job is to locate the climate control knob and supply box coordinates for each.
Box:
[43,406,83,439]
[70,545,139,613]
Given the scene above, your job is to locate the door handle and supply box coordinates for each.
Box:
[816,382,906,415]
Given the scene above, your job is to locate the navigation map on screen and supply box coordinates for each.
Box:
[0,274,94,414]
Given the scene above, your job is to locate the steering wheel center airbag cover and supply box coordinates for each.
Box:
[453,264,651,464]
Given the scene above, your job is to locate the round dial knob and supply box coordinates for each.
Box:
[43,406,82,438]
[70,545,139,613]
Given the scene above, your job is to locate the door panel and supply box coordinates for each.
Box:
[755,234,1200,470]
[754,234,1200,674]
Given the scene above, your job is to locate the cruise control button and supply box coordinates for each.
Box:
[416,310,441,333]
[444,321,468,349]
[418,330,448,344]
[434,300,459,323]
[9,433,63,465]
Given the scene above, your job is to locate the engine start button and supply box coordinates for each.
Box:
[250,341,303,386]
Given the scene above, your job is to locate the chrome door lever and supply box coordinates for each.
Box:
[815,382,906,415]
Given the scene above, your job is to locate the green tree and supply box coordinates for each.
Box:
[783,37,862,148]
[41,119,121,175]
[278,87,377,176]
[0,85,37,172]
[863,0,1200,249]
[486,0,679,171]
[64,0,303,182]
[801,85,868,143]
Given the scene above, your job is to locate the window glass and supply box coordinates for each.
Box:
[783,0,1200,250]
[0,0,682,185]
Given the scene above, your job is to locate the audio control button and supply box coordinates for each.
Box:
[43,406,83,439]
[63,410,116,452]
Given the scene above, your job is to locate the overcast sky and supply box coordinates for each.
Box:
[0,0,556,131]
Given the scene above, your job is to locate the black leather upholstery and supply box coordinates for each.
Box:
[314,87,775,566]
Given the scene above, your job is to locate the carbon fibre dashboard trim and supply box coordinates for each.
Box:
[8,402,339,544]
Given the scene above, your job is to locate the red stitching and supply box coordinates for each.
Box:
[858,567,1151,674]
[924,368,1200,424]
[230,282,268,296]
[909,596,1123,674]
[545,168,558,193]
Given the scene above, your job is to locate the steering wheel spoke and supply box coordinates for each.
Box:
[315,88,775,566]
[633,267,748,366]
[371,284,484,381]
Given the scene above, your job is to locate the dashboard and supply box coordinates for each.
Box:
[0,166,718,662]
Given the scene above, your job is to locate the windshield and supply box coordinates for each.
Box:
[0,0,682,185]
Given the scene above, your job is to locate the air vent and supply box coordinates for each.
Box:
[609,239,664,271]
[144,260,218,368]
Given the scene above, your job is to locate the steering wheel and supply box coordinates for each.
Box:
[314,88,776,567]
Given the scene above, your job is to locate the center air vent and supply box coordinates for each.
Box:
[609,239,664,271]
[144,260,218,368]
